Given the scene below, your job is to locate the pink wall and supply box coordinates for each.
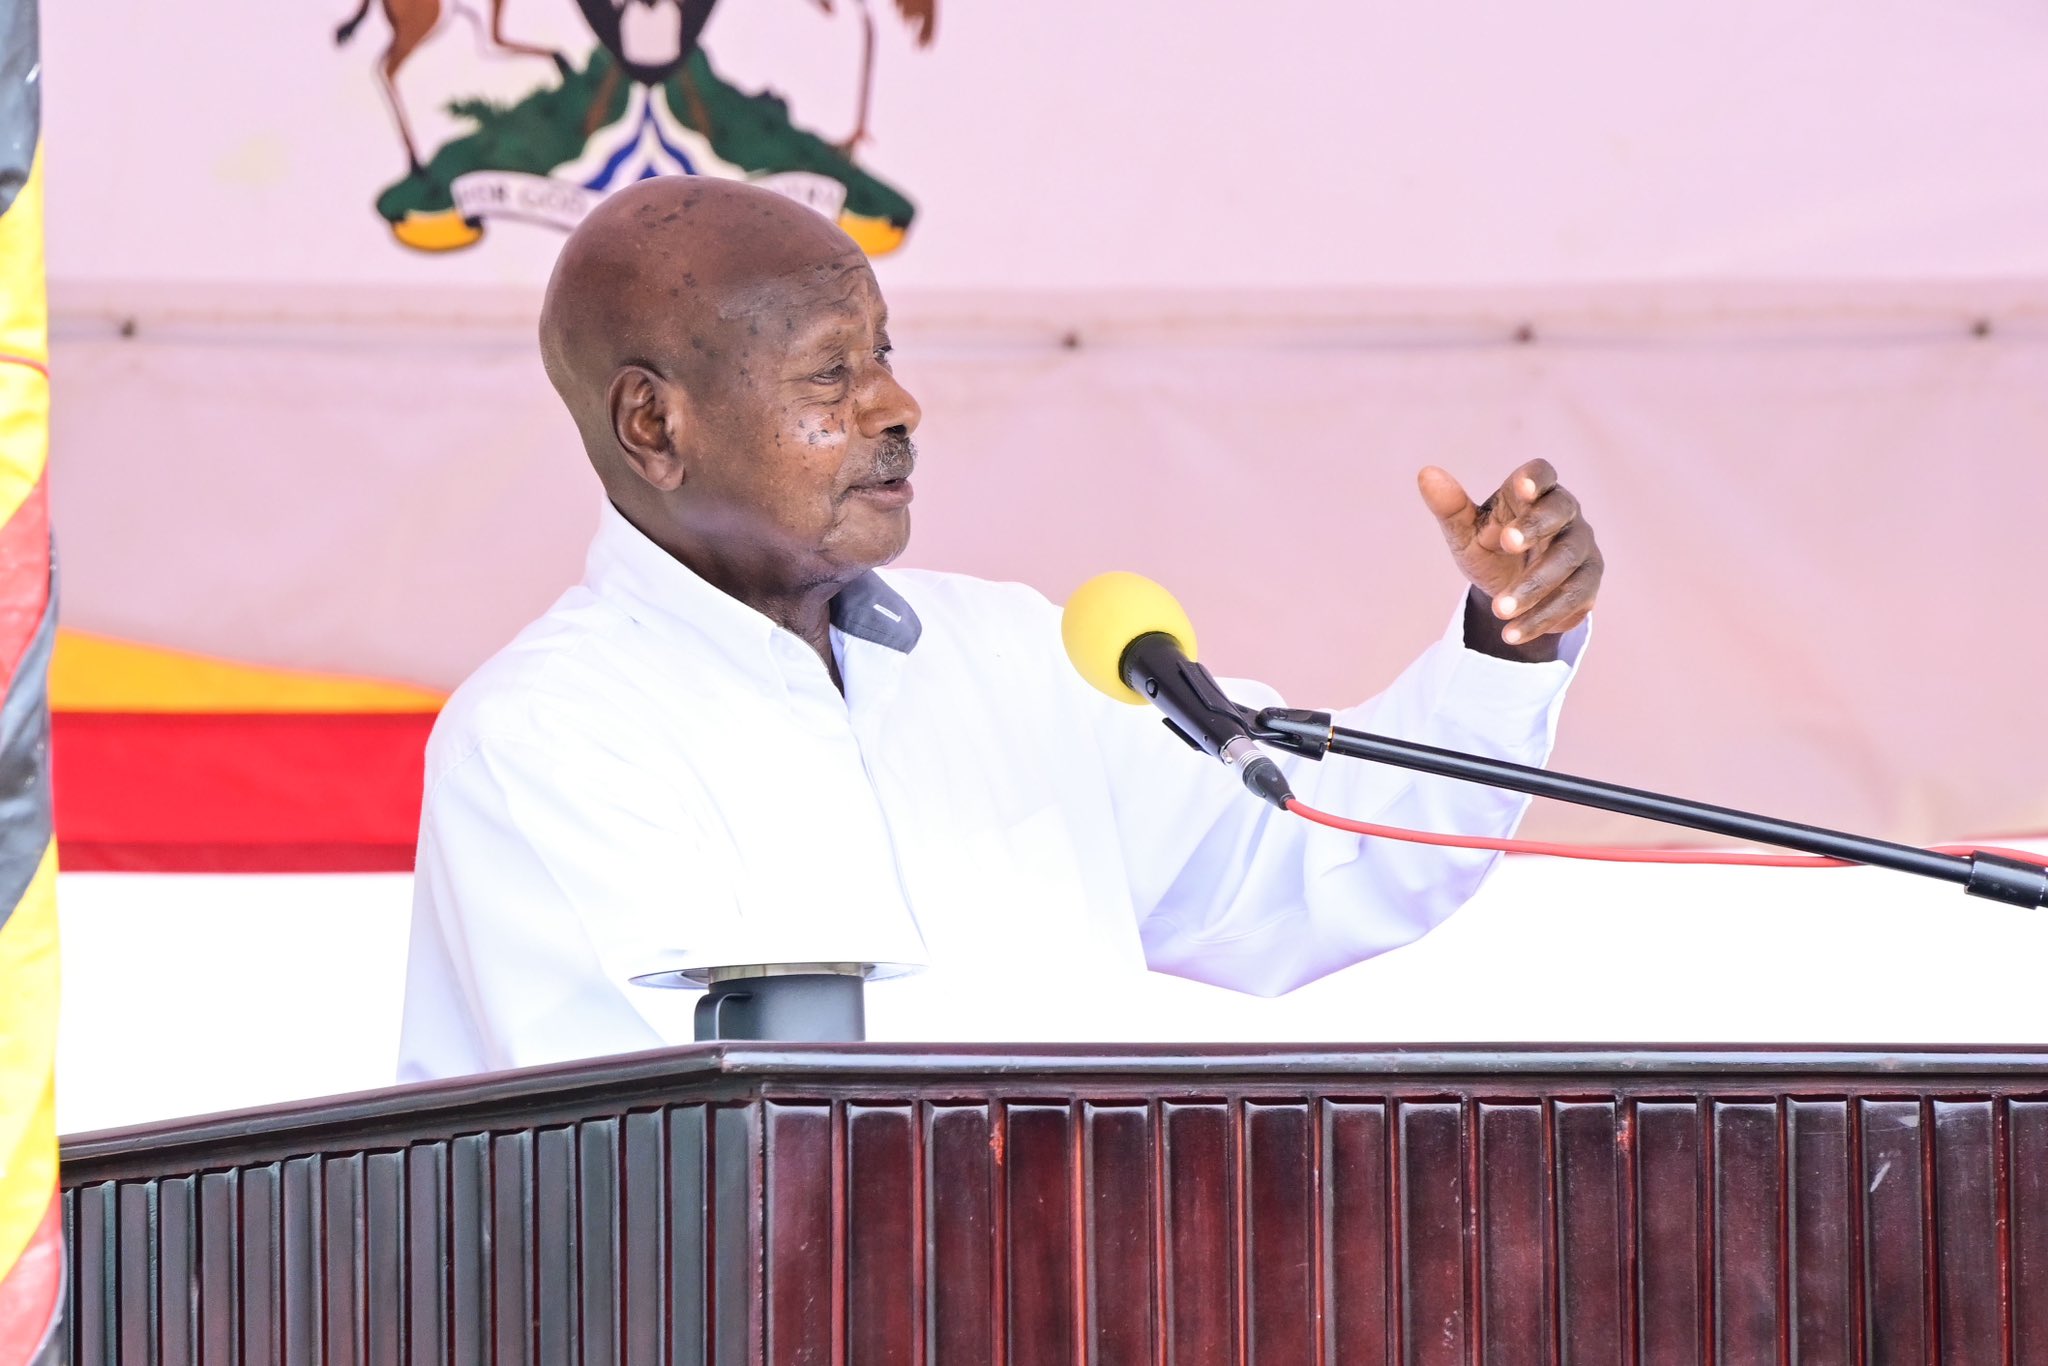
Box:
[37,0,2048,846]
[40,2,2048,289]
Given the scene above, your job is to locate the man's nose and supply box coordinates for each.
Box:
[860,370,921,439]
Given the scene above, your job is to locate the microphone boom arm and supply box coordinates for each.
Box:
[1248,707,2048,910]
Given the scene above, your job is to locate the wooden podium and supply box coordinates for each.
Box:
[58,1045,2048,1362]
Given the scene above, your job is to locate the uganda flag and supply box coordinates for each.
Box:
[0,0,59,1360]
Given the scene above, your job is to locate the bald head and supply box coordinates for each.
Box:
[533,176,923,625]
[539,177,869,464]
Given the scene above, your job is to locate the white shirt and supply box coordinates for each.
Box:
[398,504,1586,1079]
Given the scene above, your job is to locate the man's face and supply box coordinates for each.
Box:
[681,257,921,591]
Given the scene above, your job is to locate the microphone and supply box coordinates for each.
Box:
[1062,572,1297,811]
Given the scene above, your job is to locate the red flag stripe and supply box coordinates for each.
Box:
[0,1194,62,1362]
[51,711,433,872]
[0,479,47,687]
[60,840,415,874]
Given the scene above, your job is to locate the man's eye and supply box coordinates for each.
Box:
[875,344,894,367]
[813,365,848,383]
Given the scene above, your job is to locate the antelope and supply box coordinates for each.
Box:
[336,0,569,172]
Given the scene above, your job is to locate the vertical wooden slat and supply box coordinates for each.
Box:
[447,1133,490,1366]
[669,1104,712,1365]
[156,1174,196,1366]
[1005,1102,1077,1366]
[926,1104,995,1365]
[578,1117,622,1366]
[1082,1104,1153,1365]
[534,1125,580,1365]
[365,1149,407,1365]
[847,1104,920,1366]
[490,1131,534,1366]
[405,1142,448,1366]
[1931,1101,2002,1366]
[116,1181,155,1365]
[1616,1102,1638,1366]
[1633,1103,1702,1366]
[762,1103,833,1366]
[1476,1104,1545,1366]
[1787,1100,1854,1366]
[196,1169,238,1365]
[1556,1102,1623,1366]
[279,1156,321,1366]
[619,1110,667,1366]
[1860,1099,1928,1366]
[1323,1102,1390,1366]
[59,1191,77,1366]
[239,1163,282,1366]
[1711,1102,1780,1366]
[322,1152,364,1366]
[75,1182,115,1366]
[1242,1101,1313,1366]
[1398,1101,1466,1366]
[1162,1102,1233,1366]
[711,1103,761,1366]
[2010,1101,2048,1363]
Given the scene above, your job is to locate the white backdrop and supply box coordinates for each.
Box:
[57,839,2048,1135]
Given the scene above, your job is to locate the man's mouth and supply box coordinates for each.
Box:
[847,441,916,504]
[848,473,914,508]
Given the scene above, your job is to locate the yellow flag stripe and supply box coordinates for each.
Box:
[0,151,46,530]
[51,629,446,713]
[0,844,58,1283]
[0,153,45,368]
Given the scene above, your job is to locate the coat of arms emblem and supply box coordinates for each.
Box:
[334,0,932,253]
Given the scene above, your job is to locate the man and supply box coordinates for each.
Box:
[398,177,1603,1079]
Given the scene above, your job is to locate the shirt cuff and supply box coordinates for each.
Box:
[1429,593,1589,747]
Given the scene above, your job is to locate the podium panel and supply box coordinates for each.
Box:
[58,1045,2048,1361]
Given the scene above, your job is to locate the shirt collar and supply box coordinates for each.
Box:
[831,570,922,652]
[583,501,921,665]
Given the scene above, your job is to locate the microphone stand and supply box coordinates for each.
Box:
[1247,707,2048,910]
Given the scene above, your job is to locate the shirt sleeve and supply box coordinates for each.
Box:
[1094,598,1589,996]
[397,729,739,1079]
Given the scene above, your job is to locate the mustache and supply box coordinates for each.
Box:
[858,435,917,485]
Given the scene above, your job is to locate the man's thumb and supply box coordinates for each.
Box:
[1416,466,1477,545]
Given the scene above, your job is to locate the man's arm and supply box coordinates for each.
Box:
[1095,461,1603,996]
[397,731,736,1080]
[1091,604,1585,995]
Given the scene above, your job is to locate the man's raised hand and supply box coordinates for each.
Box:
[1416,460,1603,662]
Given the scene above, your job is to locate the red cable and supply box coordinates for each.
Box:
[1283,798,2048,871]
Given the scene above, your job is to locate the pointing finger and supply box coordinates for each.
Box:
[1490,459,1560,524]
[1507,458,1559,508]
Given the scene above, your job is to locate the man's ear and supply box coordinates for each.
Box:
[608,365,690,492]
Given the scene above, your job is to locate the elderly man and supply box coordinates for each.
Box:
[398,177,1602,1079]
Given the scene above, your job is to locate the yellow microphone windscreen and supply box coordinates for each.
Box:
[1061,571,1199,705]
